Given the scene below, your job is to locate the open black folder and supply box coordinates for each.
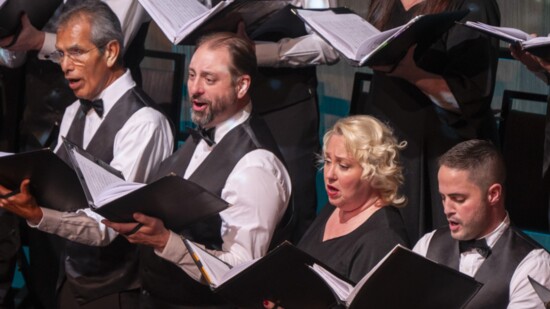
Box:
[528,276,550,308]
[184,241,482,309]
[0,149,87,211]
[62,138,229,230]
[460,21,550,58]
[138,0,291,45]
[0,0,61,39]
[294,8,468,66]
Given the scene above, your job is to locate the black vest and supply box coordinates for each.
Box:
[249,5,317,114]
[426,226,541,309]
[140,113,284,306]
[55,87,154,304]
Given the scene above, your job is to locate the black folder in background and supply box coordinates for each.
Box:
[64,139,229,231]
[364,9,469,67]
[0,0,62,38]
[188,242,482,309]
[294,8,469,66]
[0,149,87,211]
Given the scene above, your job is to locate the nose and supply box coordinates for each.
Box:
[324,164,336,181]
[442,198,455,217]
[59,55,74,74]
[188,78,204,98]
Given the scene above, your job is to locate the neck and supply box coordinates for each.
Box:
[401,0,423,10]
[337,196,383,223]
[101,67,125,95]
[479,208,507,239]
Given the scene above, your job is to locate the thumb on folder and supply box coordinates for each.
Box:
[0,179,43,225]
[103,212,171,251]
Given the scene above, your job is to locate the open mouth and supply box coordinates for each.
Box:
[448,219,460,231]
[67,78,82,90]
[325,184,339,198]
[193,100,208,112]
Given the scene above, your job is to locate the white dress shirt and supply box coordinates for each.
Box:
[39,0,150,59]
[195,0,338,68]
[157,103,292,281]
[414,215,550,309]
[255,0,339,68]
[32,69,174,246]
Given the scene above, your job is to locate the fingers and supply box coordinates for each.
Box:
[237,21,246,36]
[0,35,15,48]
[0,183,12,196]
[20,13,31,28]
[102,220,136,235]
[20,179,31,195]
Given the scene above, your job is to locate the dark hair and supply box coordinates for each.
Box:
[438,139,506,190]
[196,32,258,85]
[57,0,124,64]
[367,0,453,29]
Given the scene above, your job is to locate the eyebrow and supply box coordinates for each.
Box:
[55,44,77,51]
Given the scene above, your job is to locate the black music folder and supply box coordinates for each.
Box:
[528,276,550,308]
[460,21,550,59]
[63,138,229,230]
[294,8,469,66]
[185,241,482,309]
[0,149,87,211]
[0,0,62,38]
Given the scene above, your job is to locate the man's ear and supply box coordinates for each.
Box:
[104,40,120,68]
[236,75,251,99]
[487,183,502,206]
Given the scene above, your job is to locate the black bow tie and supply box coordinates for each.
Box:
[80,98,104,118]
[459,238,491,258]
[187,127,216,146]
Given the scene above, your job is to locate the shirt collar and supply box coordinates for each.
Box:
[211,102,252,144]
[478,212,510,248]
[92,69,135,117]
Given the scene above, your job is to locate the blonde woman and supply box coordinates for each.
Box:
[297,115,410,283]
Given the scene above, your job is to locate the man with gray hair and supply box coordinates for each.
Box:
[0,2,173,308]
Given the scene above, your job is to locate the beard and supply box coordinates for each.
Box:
[191,91,237,128]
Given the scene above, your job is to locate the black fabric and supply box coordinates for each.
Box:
[0,211,18,308]
[79,99,104,118]
[458,238,491,258]
[58,280,140,309]
[544,85,550,178]
[55,87,154,306]
[140,113,285,306]
[426,226,540,309]
[359,0,500,243]
[248,5,319,241]
[187,126,216,147]
[298,204,410,283]
[56,87,152,167]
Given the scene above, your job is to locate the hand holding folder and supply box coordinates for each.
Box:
[294,8,469,67]
[0,179,43,225]
[62,138,229,231]
[0,0,61,40]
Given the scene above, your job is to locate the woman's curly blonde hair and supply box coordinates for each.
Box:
[321,115,408,207]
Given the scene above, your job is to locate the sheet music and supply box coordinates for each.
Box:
[296,10,380,59]
[72,150,125,204]
[0,0,7,10]
[138,0,209,40]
